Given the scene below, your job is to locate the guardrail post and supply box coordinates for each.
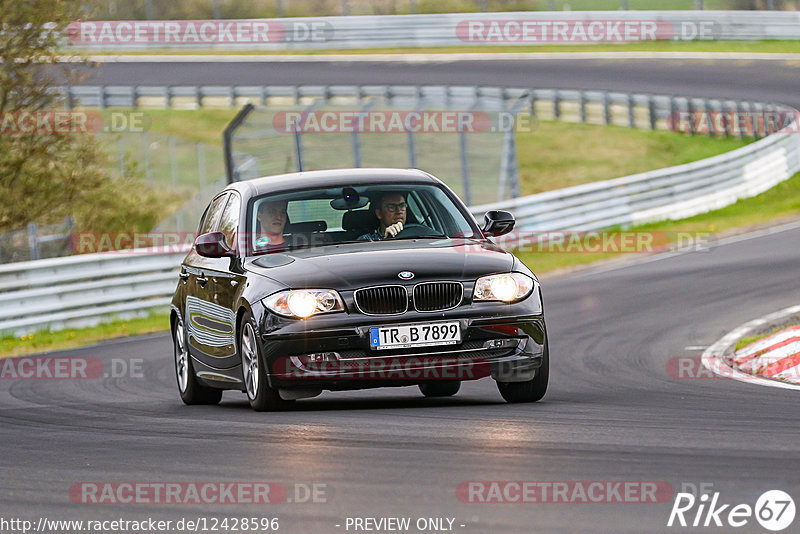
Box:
[687,99,696,136]
[694,0,703,9]
[166,86,173,108]
[627,93,636,128]
[648,96,656,130]
[100,85,107,109]
[27,223,40,261]
[553,90,561,120]
[530,91,538,118]
[579,91,587,123]
[276,0,284,17]
[602,92,611,125]
[705,99,715,137]
[752,102,763,139]
[196,86,203,108]
[736,101,746,140]
[721,102,731,137]
[131,86,139,108]
[230,86,237,108]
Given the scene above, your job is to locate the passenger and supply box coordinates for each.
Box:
[358,192,407,241]
[255,199,288,249]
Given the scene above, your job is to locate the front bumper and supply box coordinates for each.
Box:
[258,308,547,391]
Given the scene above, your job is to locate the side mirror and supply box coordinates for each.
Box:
[482,210,515,237]
[194,231,235,258]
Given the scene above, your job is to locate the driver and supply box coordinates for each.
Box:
[358,192,407,241]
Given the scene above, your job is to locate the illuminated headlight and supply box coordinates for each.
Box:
[473,273,535,303]
[264,289,344,319]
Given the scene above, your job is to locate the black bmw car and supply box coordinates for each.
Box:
[171,168,548,411]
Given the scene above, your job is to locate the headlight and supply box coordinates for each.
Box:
[264,289,344,319]
[473,273,535,303]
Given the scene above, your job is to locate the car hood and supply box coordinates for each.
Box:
[244,238,514,289]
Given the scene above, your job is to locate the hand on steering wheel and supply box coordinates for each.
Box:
[383,221,404,238]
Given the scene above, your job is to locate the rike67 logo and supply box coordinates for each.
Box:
[668,485,795,531]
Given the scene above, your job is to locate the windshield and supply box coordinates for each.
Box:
[246,183,481,255]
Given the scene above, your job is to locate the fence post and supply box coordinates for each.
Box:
[498,128,513,201]
[352,128,362,168]
[459,129,472,206]
[143,132,153,182]
[169,136,178,188]
[118,137,126,177]
[407,129,417,168]
[28,223,40,261]
[602,92,611,125]
[294,129,304,172]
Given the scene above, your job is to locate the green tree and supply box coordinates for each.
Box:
[0,0,176,236]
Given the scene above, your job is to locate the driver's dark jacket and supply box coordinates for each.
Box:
[357,229,384,241]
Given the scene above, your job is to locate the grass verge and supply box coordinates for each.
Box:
[0,312,170,359]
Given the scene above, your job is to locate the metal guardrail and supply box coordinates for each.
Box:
[61,84,787,140]
[469,131,800,230]
[68,11,800,51]
[6,84,797,336]
[0,247,187,336]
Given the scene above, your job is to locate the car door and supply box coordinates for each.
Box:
[201,191,246,367]
[184,192,238,367]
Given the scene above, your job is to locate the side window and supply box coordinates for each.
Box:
[198,194,228,235]
[218,193,241,250]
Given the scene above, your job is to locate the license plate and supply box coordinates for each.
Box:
[369,322,461,350]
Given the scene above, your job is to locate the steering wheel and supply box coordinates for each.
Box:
[393,223,442,239]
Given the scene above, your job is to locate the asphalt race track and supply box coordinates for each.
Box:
[69,57,800,108]
[4,57,800,533]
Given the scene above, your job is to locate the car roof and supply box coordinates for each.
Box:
[223,168,439,199]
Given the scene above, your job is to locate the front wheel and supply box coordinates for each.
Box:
[496,349,549,403]
[240,312,292,412]
[173,316,222,405]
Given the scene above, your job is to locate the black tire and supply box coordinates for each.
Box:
[496,347,549,403]
[239,312,292,412]
[419,381,461,398]
[173,316,223,405]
